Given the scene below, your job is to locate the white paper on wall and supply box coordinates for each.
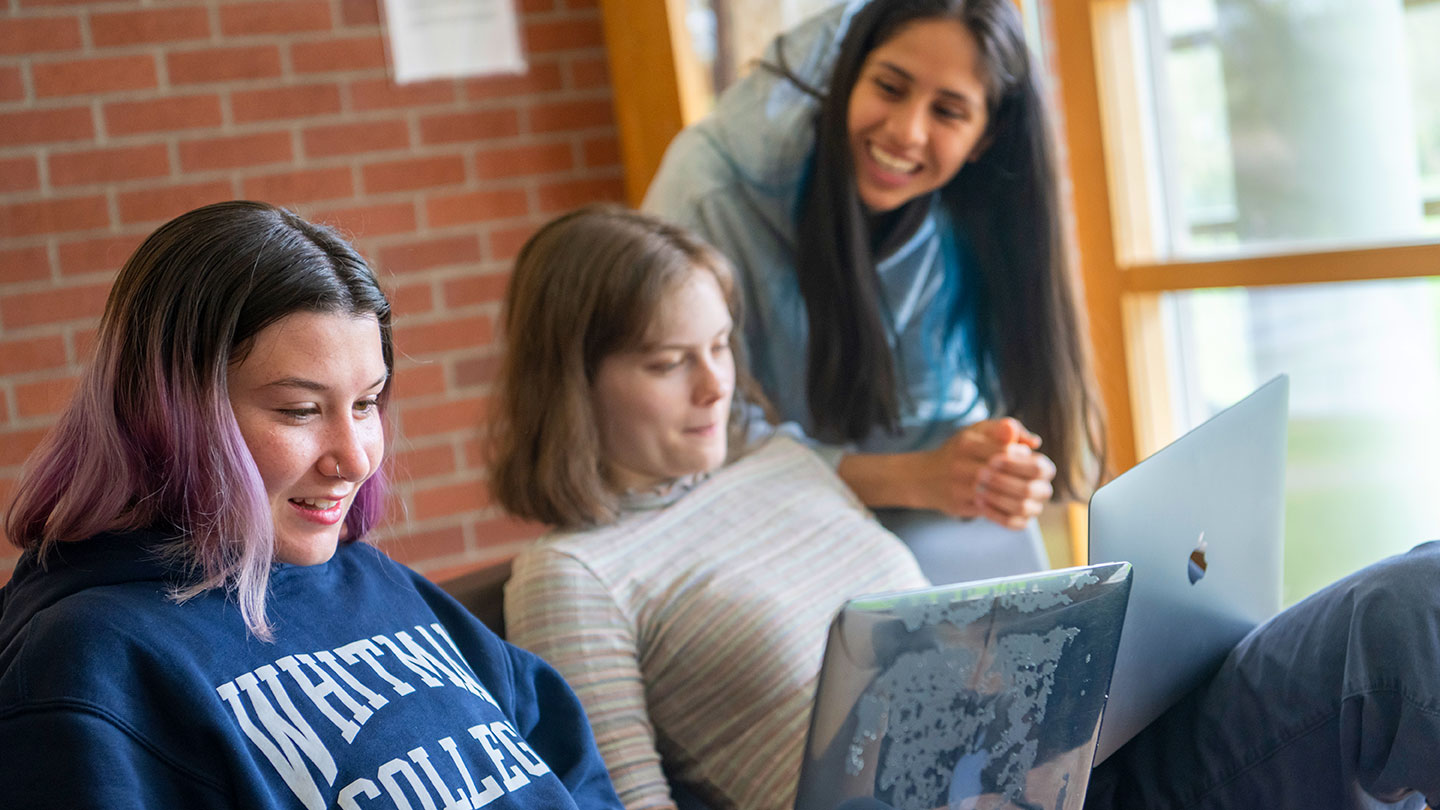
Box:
[382,0,526,84]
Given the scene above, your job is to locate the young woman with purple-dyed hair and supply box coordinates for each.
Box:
[0,201,623,810]
[6,200,394,639]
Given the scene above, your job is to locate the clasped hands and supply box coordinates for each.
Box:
[920,418,1056,529]
[838,418,1056,530]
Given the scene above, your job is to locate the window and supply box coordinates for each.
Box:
[1050,0,1440,604]
[1151,0,1439,253]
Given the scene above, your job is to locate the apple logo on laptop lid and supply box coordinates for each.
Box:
[1187,533,1209,585]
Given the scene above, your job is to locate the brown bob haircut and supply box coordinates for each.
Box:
[489,204,753,529]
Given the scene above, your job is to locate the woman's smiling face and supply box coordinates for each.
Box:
[227,311,388,566]
[847,17,991,213]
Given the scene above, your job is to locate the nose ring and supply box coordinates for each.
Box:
[334,462,344,479]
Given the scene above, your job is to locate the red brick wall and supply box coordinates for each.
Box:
[0,0,625,586]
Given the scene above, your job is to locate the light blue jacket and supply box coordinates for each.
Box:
[642,2,1047,581]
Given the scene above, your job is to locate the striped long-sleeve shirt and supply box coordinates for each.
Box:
[504,436,930,810]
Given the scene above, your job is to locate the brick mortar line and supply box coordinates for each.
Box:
[0,126,619,167]
[379,263,514,282]
[0,68,613,109]
[0,144,623,195]
[0,271,115,293]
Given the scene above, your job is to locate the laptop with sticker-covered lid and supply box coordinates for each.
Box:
[793,561,1132,810]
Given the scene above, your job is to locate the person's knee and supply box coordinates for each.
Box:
[1340,541,1440,680]
[1351,541,1440,623]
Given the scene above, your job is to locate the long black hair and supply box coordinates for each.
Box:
[792,0,1105,498]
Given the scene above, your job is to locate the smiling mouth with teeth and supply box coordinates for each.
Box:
[869,143,919,173]
[292,497,341,509]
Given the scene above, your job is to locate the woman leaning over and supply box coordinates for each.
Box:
[643,0,1102,582]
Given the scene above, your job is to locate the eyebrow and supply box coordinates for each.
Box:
[874,61,977,107]
[262,374,389,393]
[638,324,733,353]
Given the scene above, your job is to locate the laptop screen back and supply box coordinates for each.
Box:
[1088,374,1288,763]
[794,562,1132,810]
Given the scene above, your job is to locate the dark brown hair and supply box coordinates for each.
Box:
[5,200,392,640]
[489,205,753,528]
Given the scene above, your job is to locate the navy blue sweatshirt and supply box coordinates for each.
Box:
[0,531,624,810]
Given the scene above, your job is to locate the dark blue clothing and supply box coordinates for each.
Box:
[1087,540,1440,810]
[0,531,624,810]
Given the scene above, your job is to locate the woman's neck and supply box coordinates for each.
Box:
[616,473,708,512]
[866,194,933,260]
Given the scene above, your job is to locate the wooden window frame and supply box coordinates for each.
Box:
[1050,0,1440,474]
[598,0,700,205]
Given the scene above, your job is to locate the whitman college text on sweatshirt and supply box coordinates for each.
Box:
[0,530,623,810]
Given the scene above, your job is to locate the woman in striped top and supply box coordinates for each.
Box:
[489,205,940,810]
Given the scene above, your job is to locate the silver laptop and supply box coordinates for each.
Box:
[1088,374,1288,764]
[793,562,1132,810]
